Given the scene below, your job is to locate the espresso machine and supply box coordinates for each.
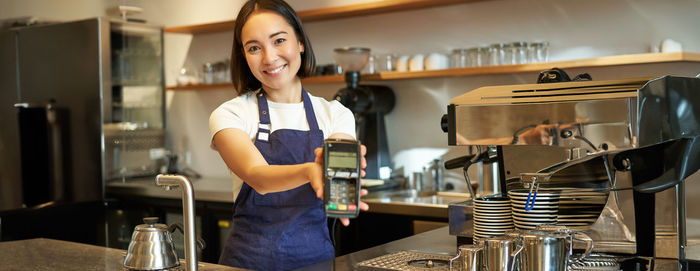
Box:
[443,76,700,269]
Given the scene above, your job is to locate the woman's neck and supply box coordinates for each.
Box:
[263,78,303,103]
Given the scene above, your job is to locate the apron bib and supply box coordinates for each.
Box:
[219,89,334,270]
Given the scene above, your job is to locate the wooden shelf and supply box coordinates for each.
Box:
[164,0,486,34]
[376,51,700,81]
[166,52,700,91]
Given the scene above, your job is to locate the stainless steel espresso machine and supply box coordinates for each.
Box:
[443,76,700,270]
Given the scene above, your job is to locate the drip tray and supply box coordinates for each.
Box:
[568,254,621,271]
[356,251,457,271]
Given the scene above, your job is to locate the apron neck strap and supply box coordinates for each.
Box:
[255,88,320,131]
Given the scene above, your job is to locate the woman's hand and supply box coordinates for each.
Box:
[313,144,370,226]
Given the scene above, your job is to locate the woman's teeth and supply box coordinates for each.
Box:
[266,65,285,74]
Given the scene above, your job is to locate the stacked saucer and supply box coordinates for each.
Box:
[509,188,609,230]
[473,196,514,240]
[508,189,559,230]
[557,189,607,229]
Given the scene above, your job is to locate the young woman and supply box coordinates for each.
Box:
[208,0,369,269]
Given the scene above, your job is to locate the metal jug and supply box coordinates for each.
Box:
[123,217,180,270]
[519,227,594,271]
[476,235,523,271]
[458,244,484,271]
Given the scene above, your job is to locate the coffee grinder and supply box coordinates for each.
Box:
[332,47,395,179]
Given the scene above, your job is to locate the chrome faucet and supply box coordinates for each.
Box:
[155,174,198,271]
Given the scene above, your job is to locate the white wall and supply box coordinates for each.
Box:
[3,0,700,191]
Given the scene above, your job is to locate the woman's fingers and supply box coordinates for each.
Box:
[360,144,367,177]
[314,147,323,164]
[306,162,324,199]
[339,189,370,227]
[359,201,369,211]
[360,145,367,169]
[360,188,368,196]
[311,148,324,198]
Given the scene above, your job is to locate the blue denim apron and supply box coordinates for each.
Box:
[218,89,334,270]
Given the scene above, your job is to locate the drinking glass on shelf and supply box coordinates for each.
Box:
[213,61,228,82]
[377,54,397,72]
[450,49,468,68]
[511,41,528,64]
[202,62,215,84]
[362,55,376,74]
[505,43,515,64]
[177,66,200,86]
[467,47,487,67]
[504,44,514,65]
[529,41,549,63]
[488,43,506,66]
[224,58,231,82]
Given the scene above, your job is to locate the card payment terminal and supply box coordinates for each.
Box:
[323,139,361,218]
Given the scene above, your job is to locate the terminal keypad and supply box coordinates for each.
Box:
[326,173,358,212]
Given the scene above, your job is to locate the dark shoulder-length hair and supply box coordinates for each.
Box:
[230,0,316,95]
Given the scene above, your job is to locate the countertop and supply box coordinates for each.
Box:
[2,229,691,270]
[106,177,471,219]
[0,238,243,271]
[106,177,236,203]
[0,227,456,271]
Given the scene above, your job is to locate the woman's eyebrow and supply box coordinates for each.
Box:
[244,39,258,47]
[269,31,287,38]
[243,31,288,46]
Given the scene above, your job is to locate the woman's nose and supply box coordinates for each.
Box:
[262,47,278,64]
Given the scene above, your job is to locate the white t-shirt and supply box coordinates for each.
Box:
[209,90,356,199]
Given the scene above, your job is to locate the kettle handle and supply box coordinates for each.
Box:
[168,222,206,250]
[168,222,184,233]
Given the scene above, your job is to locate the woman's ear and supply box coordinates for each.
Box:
[299,42,305,54]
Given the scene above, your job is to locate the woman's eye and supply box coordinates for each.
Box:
[273,38,286,45]
[246,46,260,53]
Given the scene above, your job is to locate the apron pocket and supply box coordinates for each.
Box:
[253,184,320,207]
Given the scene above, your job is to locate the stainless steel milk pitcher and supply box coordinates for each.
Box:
[477,235,523,271]
[519,229,593,271]
[458,244,484,271]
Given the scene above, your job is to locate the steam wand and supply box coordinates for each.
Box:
[444,146,498,202]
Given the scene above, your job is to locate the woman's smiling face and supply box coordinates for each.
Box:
[241,10,304,93]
